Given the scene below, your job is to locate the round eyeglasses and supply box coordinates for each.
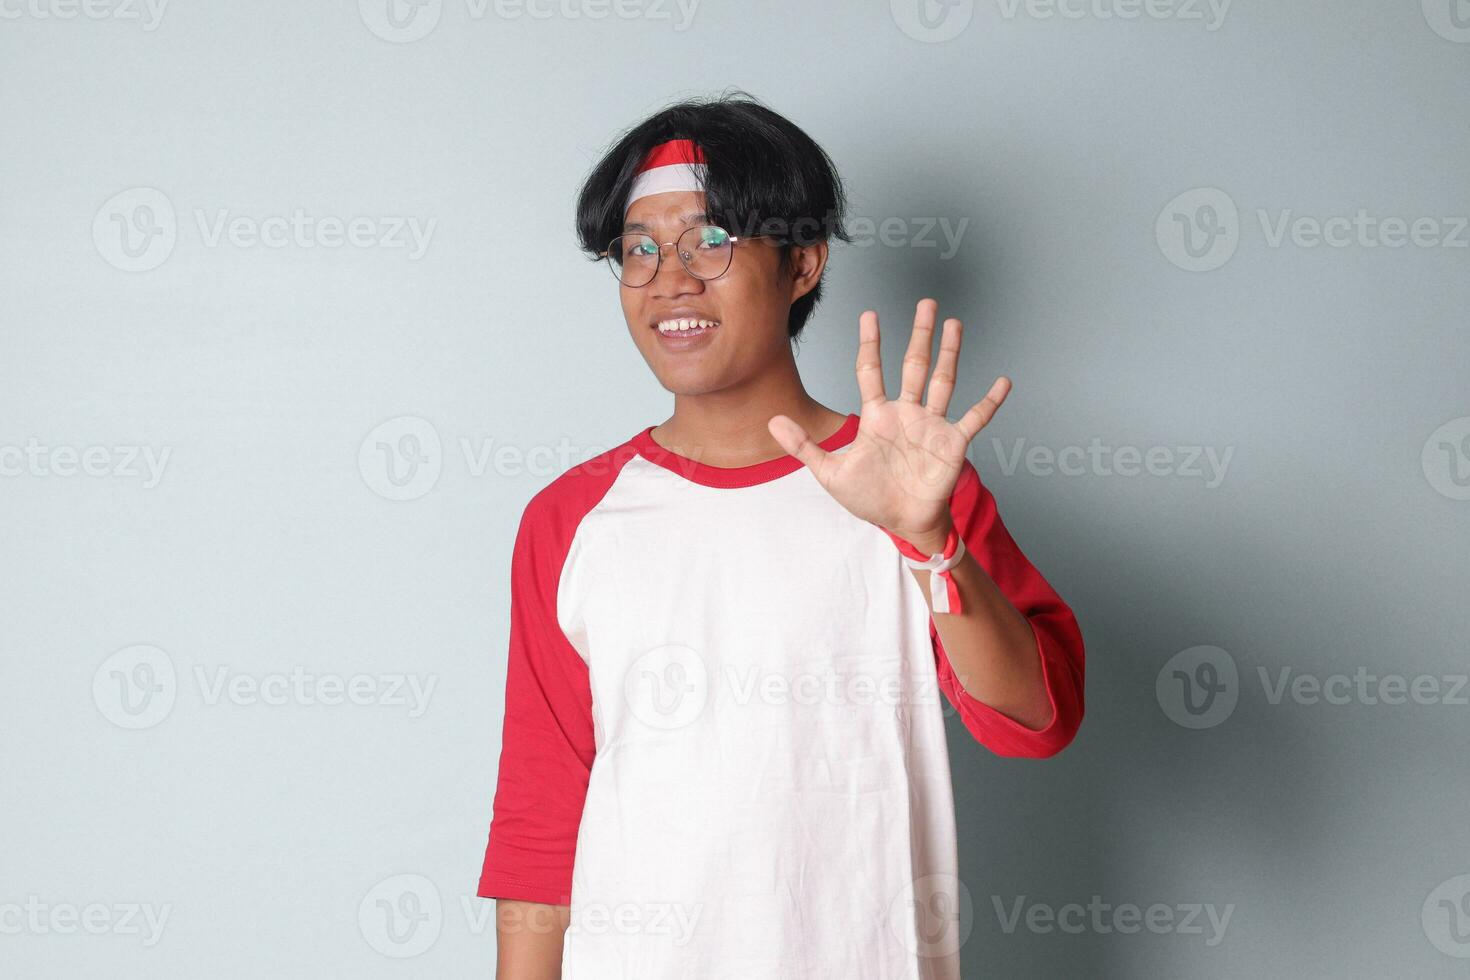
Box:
[600,224,770,287]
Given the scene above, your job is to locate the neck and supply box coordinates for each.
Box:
[652,358,847,468]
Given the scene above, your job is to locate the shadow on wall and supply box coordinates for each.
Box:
[946,511,1347,979]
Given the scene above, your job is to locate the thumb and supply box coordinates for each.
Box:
[768,414,829,473]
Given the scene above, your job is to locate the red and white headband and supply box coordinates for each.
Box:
[625,139,708,215]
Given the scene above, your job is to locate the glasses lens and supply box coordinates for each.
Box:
[607,234,658,286]
[678,225,733,280]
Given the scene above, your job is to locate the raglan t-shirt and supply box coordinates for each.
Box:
[477,412,1085,979]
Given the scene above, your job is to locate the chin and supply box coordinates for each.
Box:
[653,366,735,397]
[659,377,725,397]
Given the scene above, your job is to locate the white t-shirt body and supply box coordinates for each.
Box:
[479,413,1086,979]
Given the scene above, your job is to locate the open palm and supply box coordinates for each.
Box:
[769,299,1010,549]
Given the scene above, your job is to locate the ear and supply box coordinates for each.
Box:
[785,240,829,304]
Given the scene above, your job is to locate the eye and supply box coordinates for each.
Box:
[623,237,657,259]
[697,226,730,249]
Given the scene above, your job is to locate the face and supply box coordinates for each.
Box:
[614,190,825,396]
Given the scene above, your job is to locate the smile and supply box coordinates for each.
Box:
[655,318,720,336]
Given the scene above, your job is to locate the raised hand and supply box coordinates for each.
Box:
[768,298,1010,553]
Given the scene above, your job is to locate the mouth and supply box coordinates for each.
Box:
[651,315,720,349]
[653,316,721,337]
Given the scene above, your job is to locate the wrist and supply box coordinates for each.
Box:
[880,520,967,616]
[886,522,954,557]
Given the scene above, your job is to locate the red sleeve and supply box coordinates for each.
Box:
[477,493,598,905]
[930,459,1086,758]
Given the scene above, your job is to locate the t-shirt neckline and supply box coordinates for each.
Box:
[630,412,860,489]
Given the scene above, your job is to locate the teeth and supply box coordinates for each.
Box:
[657,318,719,333]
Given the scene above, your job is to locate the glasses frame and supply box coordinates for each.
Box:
[599,224,774,287]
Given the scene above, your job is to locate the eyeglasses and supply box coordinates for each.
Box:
[600,224,771,287]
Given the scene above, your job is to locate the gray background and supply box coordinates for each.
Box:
[2,0,1468,976]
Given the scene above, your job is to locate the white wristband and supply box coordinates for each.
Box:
[900,536,967,613]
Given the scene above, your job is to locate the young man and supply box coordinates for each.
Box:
[478,95,1084,979]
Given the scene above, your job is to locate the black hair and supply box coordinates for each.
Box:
[575,91,850,341]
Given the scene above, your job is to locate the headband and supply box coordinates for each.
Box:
[625,139,708,215]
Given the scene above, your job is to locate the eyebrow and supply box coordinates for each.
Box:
[622,211,710,234]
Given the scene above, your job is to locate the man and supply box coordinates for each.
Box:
[478,94,1084,979]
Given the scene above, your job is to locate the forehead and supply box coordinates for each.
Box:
[622,189,709,233]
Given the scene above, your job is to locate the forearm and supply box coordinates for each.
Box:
[904,531,1052,730]
[495,900,570,980]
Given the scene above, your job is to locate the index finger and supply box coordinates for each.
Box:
[855,309,886,407]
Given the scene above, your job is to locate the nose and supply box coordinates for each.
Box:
[649,242,705,299]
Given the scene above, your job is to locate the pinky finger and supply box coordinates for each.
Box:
[954,376,1012,442]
